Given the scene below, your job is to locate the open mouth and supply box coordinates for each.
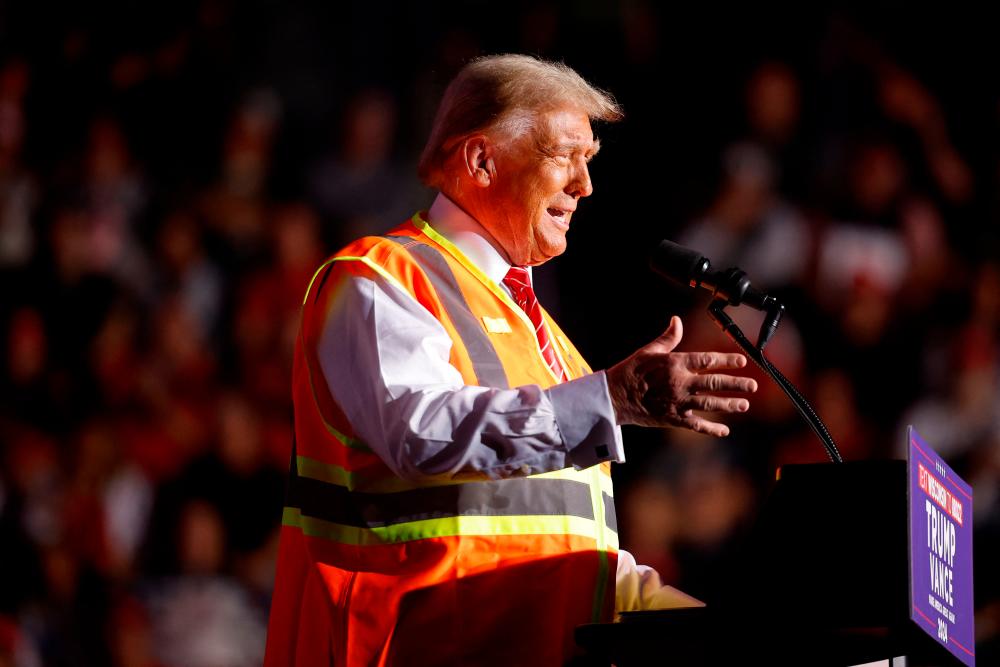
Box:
[547,207,570,225]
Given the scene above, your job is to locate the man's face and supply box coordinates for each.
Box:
[481,107,598,266]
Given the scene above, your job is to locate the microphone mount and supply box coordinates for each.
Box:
[691,265,786,351]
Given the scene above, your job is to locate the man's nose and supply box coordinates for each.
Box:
[567,162,593,199]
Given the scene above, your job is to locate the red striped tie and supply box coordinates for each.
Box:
[503,266,568,382]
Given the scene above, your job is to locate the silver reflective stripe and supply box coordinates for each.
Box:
[603,491,618,533]
[383,235,510,389]
[288,472,596,528]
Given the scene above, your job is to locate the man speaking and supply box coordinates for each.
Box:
[265,54,757,666]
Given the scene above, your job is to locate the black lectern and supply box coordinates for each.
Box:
[575,461,967,666]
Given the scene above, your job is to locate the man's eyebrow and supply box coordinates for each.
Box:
[545,138,601,158]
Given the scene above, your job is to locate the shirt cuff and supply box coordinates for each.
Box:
[546,370,625,469]
[615,549,705,614]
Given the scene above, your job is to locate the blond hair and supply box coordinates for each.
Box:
[417,54,623,188]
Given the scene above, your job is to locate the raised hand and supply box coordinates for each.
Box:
[606,316,758,436]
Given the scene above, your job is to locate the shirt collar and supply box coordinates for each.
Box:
[426,192,530,286]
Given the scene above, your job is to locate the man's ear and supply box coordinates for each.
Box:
[461,135,495,188]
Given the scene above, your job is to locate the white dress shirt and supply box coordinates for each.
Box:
[316,192,699,612]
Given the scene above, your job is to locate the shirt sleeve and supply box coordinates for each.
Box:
[316,268,624,481]
[614,550,705,614]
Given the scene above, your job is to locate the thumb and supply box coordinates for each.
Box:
[649,315,683,353]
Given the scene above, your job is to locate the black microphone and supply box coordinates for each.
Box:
[650,240,771,310]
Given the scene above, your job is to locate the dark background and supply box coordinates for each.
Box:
[2,2,999,664]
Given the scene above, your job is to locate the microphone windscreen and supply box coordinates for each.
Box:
[650,240,709,286]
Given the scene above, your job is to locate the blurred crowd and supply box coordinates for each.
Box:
[1,2,999,665]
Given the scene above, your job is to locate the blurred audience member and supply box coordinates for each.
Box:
[82,116,152,297]
[143,501,267,667]
[232,202,323,406]
[746,61,800,150]
[681,143,812,290]
[0,58,36,271]
[199,89,282,272]
[308,88,415,244]
[154,208,224,343]
[876,66,973,205]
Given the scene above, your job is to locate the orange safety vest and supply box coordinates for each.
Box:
[264,213,619,666]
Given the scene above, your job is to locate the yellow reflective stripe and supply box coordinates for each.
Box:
[589,464,611,622]
[303,253,415,307]
[297,455,351,488]
[330,255,412,295]
[592,549,610,621]
[597,469,614,499]
[605,528,619,551]
[282,506,602,546]
[302,258,338,306]
[322,423,369,451]
[412,214,563,385]
[413,213,519,313]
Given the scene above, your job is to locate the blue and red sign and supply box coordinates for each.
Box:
[908,426,975,665]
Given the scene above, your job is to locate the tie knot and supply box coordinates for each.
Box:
[502,266,533,303]
[503,266,535,312]
[503,266,531,286]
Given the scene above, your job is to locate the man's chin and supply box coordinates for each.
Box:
[527,240,568,266]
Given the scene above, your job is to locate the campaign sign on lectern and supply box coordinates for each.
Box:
[908,426,975,665]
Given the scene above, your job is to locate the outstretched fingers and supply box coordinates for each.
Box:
[684,352,748,371]
[688,373,758,394]
[680,412,731,438]
[674,371,757,437]
[681,394,750,414]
